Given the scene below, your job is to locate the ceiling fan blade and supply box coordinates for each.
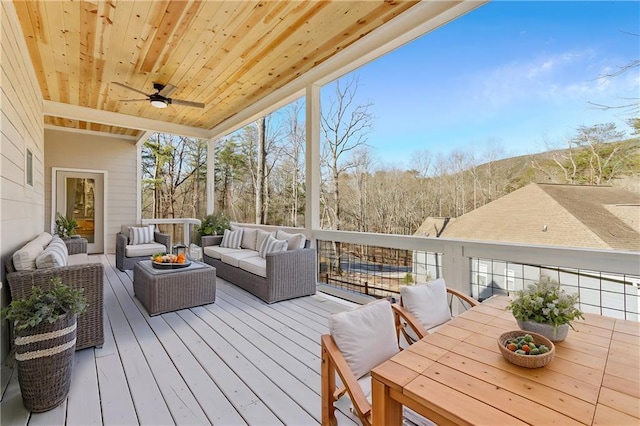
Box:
[112,81,151,97]
[118,99,148,102]
[158,84,178,98]
[170,98,205,108]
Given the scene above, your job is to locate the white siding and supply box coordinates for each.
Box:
[45,129,137,254]
[0,1,45,362]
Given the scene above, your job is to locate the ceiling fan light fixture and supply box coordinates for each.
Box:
[150,99,168,108]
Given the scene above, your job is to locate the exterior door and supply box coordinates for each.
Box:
[55,170,104,254]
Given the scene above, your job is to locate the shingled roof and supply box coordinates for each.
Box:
[434,183,640,251]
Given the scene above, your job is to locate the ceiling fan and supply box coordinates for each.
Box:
[112,81,205,109]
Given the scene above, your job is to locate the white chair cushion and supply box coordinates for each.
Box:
[238,256,267,278]
[125,242,167,257]
[258,235,288,258]
[400,278,452,330]
[329,299,399,379]
[220,229,243,249]
[221,250,260,267]
[203,245,241,259]
[35,236,69,269]
[275,229,306,250]
[67,253,89,265]
[130,225,155,245]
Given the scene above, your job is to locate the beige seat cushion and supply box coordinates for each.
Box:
[68,253,89,265]
[238,256,267,278]
[203,245,242,259]
[125,242,166,257]
[221,250,260,267]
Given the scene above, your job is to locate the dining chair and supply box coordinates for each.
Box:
[321,299,432,426]
[393,278,478,345]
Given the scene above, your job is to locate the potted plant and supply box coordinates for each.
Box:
[507,278,584,342]
[54,213,79,239]
[1,278,87,412]
[195,213,230,244]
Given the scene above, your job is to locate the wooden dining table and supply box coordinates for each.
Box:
[371,296,640,425]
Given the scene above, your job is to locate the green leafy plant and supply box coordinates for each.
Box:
[1,278,88,330]
[401,272,414,285]
[54,213,78,238]
[507,278,584,329]
[195,213,230,244]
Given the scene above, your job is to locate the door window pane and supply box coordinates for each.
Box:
[66,178,95,243]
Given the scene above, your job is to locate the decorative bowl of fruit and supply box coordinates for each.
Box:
[150,252,191,269]
[498,330,555,368]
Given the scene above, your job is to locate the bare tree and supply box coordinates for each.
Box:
[321,76,373,230]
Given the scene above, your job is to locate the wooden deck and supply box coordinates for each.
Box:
[1,255,360,425]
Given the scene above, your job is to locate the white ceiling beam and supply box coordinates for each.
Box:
[208,0,487,141]
[44,124,138,141]
[43,100,211,139]
[135,130,155,146]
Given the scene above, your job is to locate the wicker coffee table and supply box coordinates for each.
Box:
[133,260,216,316]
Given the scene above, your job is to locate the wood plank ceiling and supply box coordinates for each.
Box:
[15,1,422,139]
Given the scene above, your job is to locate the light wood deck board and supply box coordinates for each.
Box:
[1,254,359,425]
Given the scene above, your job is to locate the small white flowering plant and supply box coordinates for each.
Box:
[507,278,584,329]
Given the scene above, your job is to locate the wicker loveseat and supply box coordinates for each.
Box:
[201,227,316,304]
[5,232,104,350]
[116,224,171,271]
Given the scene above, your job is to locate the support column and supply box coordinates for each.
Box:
[305,84,321,233]
[206,137,216,215]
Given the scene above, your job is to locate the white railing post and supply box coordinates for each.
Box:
[442,242,471,315]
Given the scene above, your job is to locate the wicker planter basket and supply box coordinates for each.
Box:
[498,330,555,369]
[14,314,77,412]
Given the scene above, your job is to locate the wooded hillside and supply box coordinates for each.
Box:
[141,112,639,236]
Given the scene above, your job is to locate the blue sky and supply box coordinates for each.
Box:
[323,1,640,168]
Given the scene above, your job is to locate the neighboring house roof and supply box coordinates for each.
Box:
[414,217,449,237]
[429,183,640,251]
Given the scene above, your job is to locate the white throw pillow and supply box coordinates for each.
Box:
[240,228,258,250]
[400,278,452,330]
[329,299,399,379]
[130,225,154,245]
[36,236,68,268]
[13,242,42,271]
[275,229,306,250]
[220,229,243,249]
[258,235,287,258]
[255,229,273,252]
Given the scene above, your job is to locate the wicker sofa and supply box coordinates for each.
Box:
[5,233,104,350]
[201,227,316,304]
[116,224,171,271]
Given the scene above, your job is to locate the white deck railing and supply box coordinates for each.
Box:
[312,229,640,320]
[142,218,201,247]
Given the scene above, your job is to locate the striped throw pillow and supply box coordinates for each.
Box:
[130,225,154,245]
[258,235,288,259]
[35,236,69,268]
[220,229,243,249]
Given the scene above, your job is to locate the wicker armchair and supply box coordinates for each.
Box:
[5,240,104,350]
[115,230,171,271]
